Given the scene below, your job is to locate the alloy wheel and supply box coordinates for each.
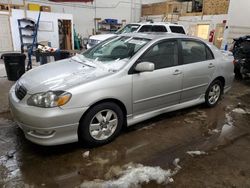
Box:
[89,109,118,141]
[208,84,221,105]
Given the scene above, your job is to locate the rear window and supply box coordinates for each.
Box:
[170,26,185,34]
[139,25,168,32]
[138,25,152,32]
[152,25,167,32]
[115,24,140,34]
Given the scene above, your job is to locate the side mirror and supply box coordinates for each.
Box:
[135,62,155,73]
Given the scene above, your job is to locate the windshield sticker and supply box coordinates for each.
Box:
[128,39,147,45]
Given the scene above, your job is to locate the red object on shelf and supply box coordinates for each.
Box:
[49,0,93,2]
[209,30,215,43]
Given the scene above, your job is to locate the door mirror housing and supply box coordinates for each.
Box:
[135,62,155,72]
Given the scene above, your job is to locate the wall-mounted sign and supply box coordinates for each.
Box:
[39,21,54,32]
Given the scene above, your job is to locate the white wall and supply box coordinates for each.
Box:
[0,15,13,52]
[2,0,165,38]
[178,14,228,36]
[10,9,73,51]
[222,0,250,48]
[227,0,250,28]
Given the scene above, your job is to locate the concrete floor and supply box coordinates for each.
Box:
[0,60,250,187]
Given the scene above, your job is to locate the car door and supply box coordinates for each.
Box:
[179,39,216,103]
[131,39,183,116]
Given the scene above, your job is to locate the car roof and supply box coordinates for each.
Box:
[119,32,192,40]
[129,22,184,27]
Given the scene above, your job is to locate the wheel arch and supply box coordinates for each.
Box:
[78,98,128,127]
[212,76,225,92]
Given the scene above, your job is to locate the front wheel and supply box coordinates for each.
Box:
[205,80,223,107]
[78,102,124,147]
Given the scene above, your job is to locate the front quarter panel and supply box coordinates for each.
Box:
[62,72,133,115]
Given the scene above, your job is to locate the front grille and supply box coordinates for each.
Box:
[15,83,27,100]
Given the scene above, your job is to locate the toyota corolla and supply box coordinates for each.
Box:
[9,33,234,146]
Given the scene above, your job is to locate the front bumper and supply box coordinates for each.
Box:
[9,86,88,146]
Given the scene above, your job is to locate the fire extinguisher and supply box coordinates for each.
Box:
[209,30,215,43]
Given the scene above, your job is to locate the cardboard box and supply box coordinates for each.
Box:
[0,5,7,11]
[28,3,40,11]
[41,6,51,12]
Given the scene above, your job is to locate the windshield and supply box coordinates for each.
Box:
[82,36,150,62]
[115,24,140,34]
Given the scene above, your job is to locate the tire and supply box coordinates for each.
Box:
[205,80,223,107]
[234,66,242,80]
[78,102,124,147]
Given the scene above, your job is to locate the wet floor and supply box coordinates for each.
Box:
[0,77,250,188]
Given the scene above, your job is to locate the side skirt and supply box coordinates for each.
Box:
[127,95,205,126]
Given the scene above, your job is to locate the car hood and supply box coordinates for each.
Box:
[19,55,126,94]
[89,34,116,41]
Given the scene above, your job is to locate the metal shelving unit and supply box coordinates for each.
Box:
[17,18,37,53]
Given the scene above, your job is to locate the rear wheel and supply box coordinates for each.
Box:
[205,80,222,107]
[78,102,124,147]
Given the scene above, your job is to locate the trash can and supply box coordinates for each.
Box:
[54,50,70,61]
[1,53,26,81]
[60,51,70,60]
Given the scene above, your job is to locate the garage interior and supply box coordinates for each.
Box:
[0,0,250,187]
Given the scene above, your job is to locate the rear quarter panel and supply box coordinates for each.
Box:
[211,46,234,89]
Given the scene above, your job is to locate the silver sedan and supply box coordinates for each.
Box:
[9,33,234,146]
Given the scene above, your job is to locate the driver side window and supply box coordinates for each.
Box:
[138,40,178,70]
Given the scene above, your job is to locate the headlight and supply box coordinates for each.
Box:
[27,91,71,108]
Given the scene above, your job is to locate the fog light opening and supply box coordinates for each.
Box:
[29,130,55,136]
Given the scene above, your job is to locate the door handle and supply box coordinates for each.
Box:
[208,63,215,68]
[173,69,182,75]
